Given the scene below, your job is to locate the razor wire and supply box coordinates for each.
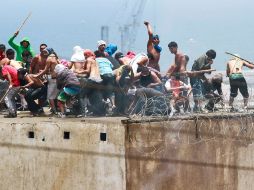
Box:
[126,82,254,156]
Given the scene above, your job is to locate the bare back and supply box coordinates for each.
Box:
[88,58,101,81]
[175,52,186,73]
[47,55,59,78]
[73,61,87,77]
[27,74,44,88]
[227,59,244,75]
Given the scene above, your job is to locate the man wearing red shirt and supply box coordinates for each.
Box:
[0,65,20,117]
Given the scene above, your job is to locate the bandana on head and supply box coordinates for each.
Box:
[126,51,136,59]
[105,44,117,56]
[84,49,95,58]
[97,40,106,48]
[152,34,160,40]
[45,48,54,55]
[54,64,66,74]
[70,46,85,62]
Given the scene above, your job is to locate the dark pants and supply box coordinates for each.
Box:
[229,77,249,98]
[115,90,129,115]
[74,77,89,115]
[25,86,47,113]
[101,74,115,100]
[73,78,107,116]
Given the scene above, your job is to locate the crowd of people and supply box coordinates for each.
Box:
[0,21,253,118]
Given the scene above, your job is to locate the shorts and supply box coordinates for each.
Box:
[57,86,80,102]
[229,77,249,98]
[190,77,204,100]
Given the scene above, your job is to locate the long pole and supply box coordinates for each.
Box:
[225,52,253,64]
[17,12,32,32]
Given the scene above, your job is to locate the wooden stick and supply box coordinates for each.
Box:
[185,69,216,75]
[225,52,253,64]
[0,87,10,104]
[17,12,32,32]
[168,69,216,77]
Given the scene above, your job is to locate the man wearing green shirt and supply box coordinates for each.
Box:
[8,31,35,62]
[190,49,216,112]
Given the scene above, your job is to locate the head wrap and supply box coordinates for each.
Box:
[54,64,66,74]
[152,34,160,40]
[97,40,106,48]
[70,46,85,62]
[84,49,95,58]
[45,48,54,55]
[114,52,124,60]
[126,51,136,59]
[60,59,70,67]
[105,44,117,56]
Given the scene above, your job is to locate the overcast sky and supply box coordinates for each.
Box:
[1,0,254,72]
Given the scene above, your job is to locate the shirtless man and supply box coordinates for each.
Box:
[190,49,216,112]
[226,55,254,110]
[69,46,86,77]
[30,43,47,74]
[167,41,187,83]
[144,21,161,72]
[83,49,107,116]
[35,48,59,114]
[18,68,47,115]
[83,49,102,82]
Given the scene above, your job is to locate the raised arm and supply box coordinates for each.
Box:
[8,32,19,51]
[144,21,154,52]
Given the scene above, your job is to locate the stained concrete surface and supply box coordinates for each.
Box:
[0,112,254,189]
[0,117,126,190]
[124,113,254,190]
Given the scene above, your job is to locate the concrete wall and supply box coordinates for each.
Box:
[0,118,126,190]
[1,114,254,190]
[124,114,254,190]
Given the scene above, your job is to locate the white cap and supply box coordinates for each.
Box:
[54,64,66,74]
[70,45,85,62]
[97,40,106,48]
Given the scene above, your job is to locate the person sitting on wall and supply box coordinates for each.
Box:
[164,74,191,114]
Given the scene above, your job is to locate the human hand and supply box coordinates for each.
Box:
[144,21,149,26]
[14,31,19,37]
